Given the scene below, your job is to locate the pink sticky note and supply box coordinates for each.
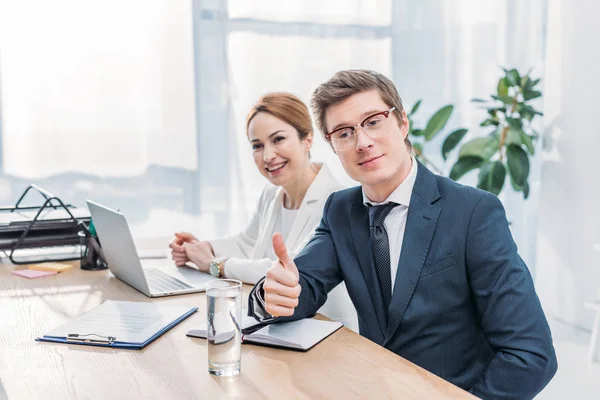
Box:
[12,269,58,279]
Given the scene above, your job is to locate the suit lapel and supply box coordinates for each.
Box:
[350,200,387,338]
[384,162,441,344]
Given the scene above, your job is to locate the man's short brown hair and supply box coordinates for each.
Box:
[311,69,411,150]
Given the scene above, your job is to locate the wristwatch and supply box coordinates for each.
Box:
[209,257,228,278]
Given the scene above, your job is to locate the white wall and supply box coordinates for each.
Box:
[535,0,600,330]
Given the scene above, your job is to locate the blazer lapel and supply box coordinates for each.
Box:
[384,162,441,344]
[286,163,339,251]
[350,200,388,338]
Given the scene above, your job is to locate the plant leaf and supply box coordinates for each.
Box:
[477,161,506,195]
[481,119,499,127]
[507,118,523,129]
[520,105,537,121]
[487,107,505,116]
[520,131,535,155]
[458,135,500,161]
[506,144,530,188]
[527,78,541,90]
[411,128,424,137]
[410,100,422,116]
[523,90,542,101]
[471,98,487,103]
[521,104,543,120]
[449,156,484,181]
[523,181,530,199]
[497,77,509,97]
[422,105,453,141]
[505,69,521,86]
[510,177,523,191]
[442,128,468,160]
[491,94,514,104]
[489,161,507,195]
[477,162,493,191]
[505,128,523,146]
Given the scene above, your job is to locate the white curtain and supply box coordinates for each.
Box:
[0,0,200,237]
[222,0,546,269]
[0,0,197,178]
[0,0,547,250]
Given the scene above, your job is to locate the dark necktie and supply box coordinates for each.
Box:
[368,202,398,315]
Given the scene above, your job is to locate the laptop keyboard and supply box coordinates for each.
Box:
[144,268,194,293]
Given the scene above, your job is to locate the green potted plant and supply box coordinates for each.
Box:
[409,67,542,199]
[407,101,466,176]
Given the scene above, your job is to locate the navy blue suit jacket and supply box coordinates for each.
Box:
[250,161,557,399]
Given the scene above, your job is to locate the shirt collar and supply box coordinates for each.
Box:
[362,156,418,207]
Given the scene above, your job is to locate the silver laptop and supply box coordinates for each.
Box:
[86,200,214,297]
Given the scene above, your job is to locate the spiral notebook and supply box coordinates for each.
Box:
[187,318,343,352]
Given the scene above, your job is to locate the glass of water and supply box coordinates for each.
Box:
[206,279,242,376]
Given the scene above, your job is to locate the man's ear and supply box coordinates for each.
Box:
[399,111,409,139]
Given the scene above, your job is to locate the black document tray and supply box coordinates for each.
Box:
[0,185,91,264]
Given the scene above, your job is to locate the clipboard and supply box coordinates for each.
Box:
[36,301,198,350]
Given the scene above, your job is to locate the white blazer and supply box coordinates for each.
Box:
[209,163,359,332]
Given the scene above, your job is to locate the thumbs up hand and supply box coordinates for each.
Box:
[263,232,302,317]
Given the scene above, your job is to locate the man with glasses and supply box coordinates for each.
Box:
[249,70,557,399]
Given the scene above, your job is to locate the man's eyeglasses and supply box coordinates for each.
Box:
[325,107,396,152]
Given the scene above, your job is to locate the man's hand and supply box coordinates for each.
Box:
[264,232,301,317]
[169,232,198,266]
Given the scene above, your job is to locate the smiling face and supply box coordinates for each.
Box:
[325,89,412,201]
[248,111,313,188]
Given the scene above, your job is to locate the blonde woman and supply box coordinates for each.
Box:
[169,92,358,331]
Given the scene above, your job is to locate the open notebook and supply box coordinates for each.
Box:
[187,317,343,352]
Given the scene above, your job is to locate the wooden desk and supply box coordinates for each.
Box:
[0,254,475,399]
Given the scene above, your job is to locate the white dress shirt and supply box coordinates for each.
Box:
[362,156,418,292]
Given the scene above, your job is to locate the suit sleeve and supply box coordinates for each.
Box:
[466,192,557,399]
[248,192,344,322]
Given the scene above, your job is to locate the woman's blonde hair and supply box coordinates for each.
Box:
[246,92,312,140]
